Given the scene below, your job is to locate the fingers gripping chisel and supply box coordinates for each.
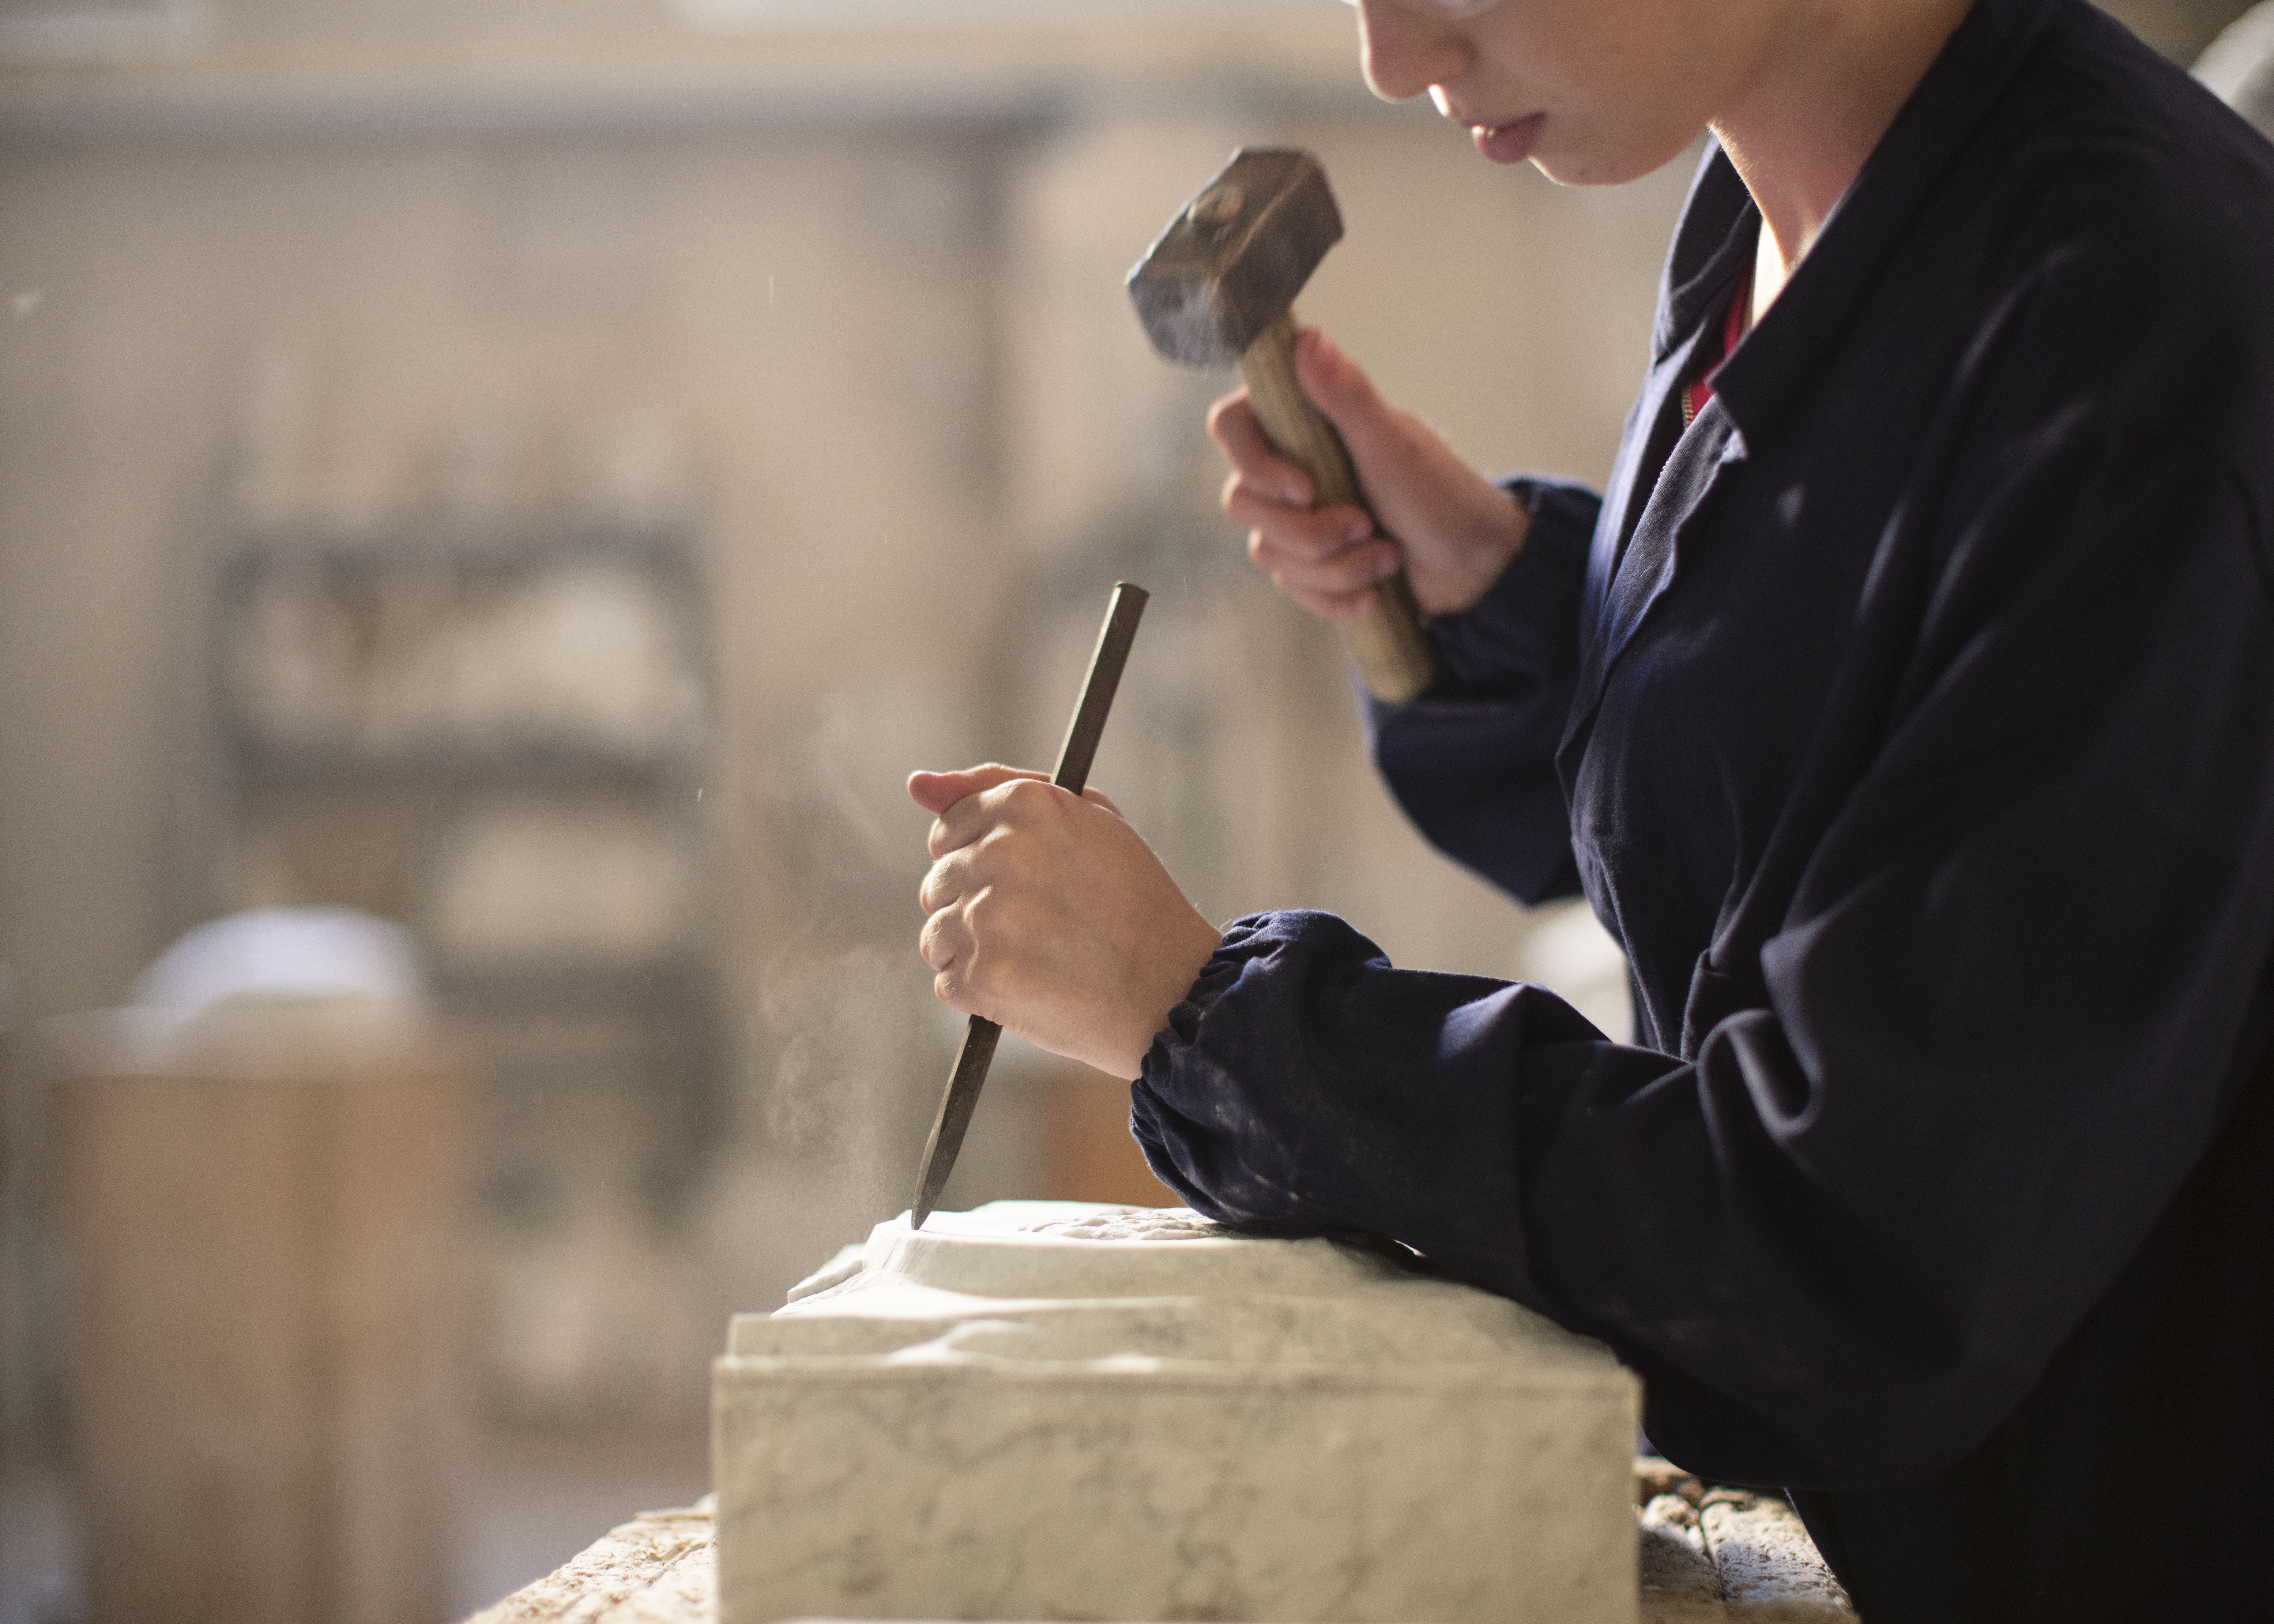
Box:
[909,582,1150,1229]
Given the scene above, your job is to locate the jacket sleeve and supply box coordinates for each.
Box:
[1134,239,2274,1492]
[1365,478,1598,906]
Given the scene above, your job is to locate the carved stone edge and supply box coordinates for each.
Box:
[465,1471,1859,1624]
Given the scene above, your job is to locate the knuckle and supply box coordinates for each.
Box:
[1271,520,1325,561]
[953,948,996,1007]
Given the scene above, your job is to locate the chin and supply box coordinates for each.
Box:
[1530,127,1708,188]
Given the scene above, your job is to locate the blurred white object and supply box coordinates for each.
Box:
[127,905,428,1010]
[228,560,701,758]
[2197,0,2274,136]
[424,801,688,970]
[444,566,698,752]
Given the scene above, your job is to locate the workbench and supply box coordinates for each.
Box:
[463,1461,1858,1624]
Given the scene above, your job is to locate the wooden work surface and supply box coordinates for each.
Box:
[464,1462,1858,1624]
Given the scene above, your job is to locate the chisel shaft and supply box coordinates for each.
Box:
[909,581,1150,1228]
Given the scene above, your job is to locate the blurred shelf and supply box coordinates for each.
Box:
[208,510,721,1146]
[214,515,709,791]
[0,6,1368,143]
[437,960,707,1013]
[219,521,698,581]
[229,741,700,790]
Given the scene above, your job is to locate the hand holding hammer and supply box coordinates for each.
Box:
[1130,149,1433,700]
[1130,149,1531,700]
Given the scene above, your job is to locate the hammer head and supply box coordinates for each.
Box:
[1127,147,1343,369]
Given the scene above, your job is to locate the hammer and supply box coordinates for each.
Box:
[1128,147,1433,703]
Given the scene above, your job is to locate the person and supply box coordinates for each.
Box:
[909,0,2274,1615]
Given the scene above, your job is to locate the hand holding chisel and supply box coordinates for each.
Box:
[909,584,1152,1229]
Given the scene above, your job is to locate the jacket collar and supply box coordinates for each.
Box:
[1562,0,2067,757]
[1709,0,2065,442]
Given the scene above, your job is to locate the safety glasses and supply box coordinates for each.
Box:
[1336,0,1504,18]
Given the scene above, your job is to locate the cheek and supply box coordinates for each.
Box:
[1493,2,1714,179]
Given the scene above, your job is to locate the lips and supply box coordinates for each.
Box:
[1471,111,1545,164]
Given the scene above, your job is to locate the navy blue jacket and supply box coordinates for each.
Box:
[1131,0,2274,1616]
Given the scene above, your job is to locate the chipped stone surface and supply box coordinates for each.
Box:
[1635,1456,1707,1507]
[479,1208,1861,1624]
[714,1202,1640,1624]
[1639,1494,1728,1623]
[464,1501,717,1624]
[1698,1490,1858,1621]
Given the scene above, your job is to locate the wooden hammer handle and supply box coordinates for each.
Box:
[1239,312,1433,702]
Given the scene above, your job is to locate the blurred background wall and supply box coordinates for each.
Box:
[0,0,2258,1618]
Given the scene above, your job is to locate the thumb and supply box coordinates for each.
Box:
[1293,327,1395,455]
[907,764,1049,815]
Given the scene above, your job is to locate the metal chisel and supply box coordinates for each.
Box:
[909,581,1150,1229]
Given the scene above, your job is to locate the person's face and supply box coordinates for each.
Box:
[1353,0,1780,185]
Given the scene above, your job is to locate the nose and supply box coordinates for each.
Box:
[1357,0,1471,104]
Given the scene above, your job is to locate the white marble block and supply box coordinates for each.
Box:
[712,1201,1640,1624]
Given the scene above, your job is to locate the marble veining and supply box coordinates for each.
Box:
[714,1201,1641,1624]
